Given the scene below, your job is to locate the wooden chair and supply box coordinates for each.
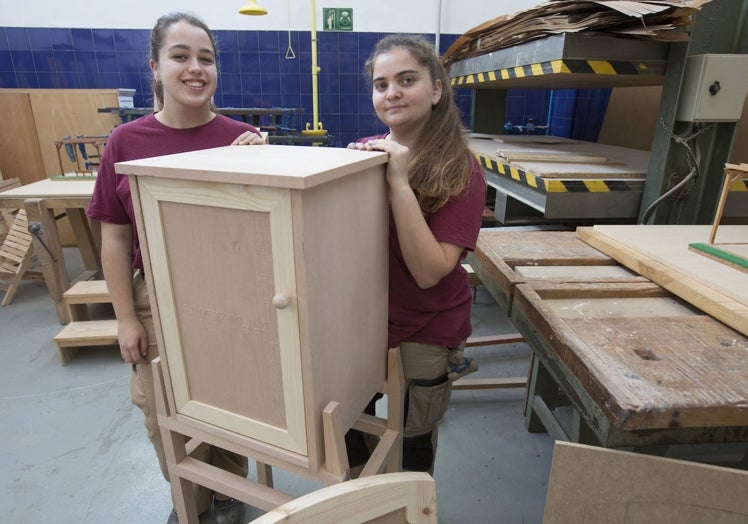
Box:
[0,177,22,242]
[250,471,437,523]
[0,207,41,306]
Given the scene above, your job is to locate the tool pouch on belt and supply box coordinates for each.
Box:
[404,378,452,437]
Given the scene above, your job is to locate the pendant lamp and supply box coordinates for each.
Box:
[238,0,268,16]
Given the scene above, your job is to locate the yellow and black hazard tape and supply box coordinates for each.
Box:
[451,58,664,86]
[475,153,643,193]
[730,178,748,192]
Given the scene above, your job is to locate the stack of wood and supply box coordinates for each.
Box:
[442,0,711,66]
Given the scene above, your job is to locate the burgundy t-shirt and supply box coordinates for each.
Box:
[86,113,259,270]
[357,135,487,348]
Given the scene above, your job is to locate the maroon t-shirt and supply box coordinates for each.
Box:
[357,135,487,348]
[87,113,259,269]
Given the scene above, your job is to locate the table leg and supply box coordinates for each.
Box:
[66,208,100,271]
[25,198,71,324]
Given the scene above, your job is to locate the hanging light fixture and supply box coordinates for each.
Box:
[238,1,327,139]
[238,0,268,16]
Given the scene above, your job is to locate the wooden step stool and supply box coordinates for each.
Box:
[53,280,118,365]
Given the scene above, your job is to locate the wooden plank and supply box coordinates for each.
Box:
[452,377,526,390]
[468,136,649,179]
[512,281,748,431]
[53,320,119,346]
[468,229,646,314]
[577,225,748,337]
[63,280,110,303]
[544,441,748,524]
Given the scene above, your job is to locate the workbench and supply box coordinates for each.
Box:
[97,106,303,128]
[0,179,99,323]
[467,228,748,459]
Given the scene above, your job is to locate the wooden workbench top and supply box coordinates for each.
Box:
[468,229,647,314]
[513,280,748,431]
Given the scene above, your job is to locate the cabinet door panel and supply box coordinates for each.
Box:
[138,176,307,455]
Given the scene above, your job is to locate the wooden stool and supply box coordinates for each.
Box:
[53,280,117,365]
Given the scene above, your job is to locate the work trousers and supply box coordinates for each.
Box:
[346,340,461,475]
[399,340,459,474]
[130,272,248,514]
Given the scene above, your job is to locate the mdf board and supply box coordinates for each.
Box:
[597,86,662,151]
[119,145,389,470]
[0,89,120,245]
[544,441,748,524]
[577,225,748,337]
[0,92,45,186]
[0,89,120,183]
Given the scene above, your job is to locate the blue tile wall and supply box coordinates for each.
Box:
[0,26,608,146]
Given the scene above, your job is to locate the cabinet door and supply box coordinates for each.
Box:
[136,176,308,455]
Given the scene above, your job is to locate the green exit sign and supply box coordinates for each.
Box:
[322,8,353,31]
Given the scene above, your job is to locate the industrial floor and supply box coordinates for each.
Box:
[1,247,554,524]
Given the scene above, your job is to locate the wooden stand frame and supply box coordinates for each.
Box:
[153,345,404,522]
[118,145,399,521]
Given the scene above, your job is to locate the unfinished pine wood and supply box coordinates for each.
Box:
[544,442,748,524]
[0,208,36,306]
[250,472,437,524]
[121,145,390,472]
[63,280,111,321]
[466,229,647,314]
[709,163,748,244]
[513,281,748,431]
[53,319,118,365]
[577,225,748,337]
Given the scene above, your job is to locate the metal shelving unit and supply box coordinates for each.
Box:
[449,33,672,224]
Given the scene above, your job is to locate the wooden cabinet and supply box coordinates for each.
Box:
[118,145,389,471]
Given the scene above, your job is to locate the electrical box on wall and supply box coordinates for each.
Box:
[676,54,748,122]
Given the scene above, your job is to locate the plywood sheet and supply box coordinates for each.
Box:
[0,92,45,186]
[577,225,748,336]
[467,135,649,179]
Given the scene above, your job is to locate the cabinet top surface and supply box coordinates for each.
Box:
[115,145,388,189]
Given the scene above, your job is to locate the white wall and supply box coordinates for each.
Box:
[0,0,534,35]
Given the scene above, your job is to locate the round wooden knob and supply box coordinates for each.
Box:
[272,293,291,309]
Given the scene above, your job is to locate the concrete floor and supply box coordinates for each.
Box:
[0,248,554,524]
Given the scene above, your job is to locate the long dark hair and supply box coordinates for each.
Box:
[364,34,472,215]
[149,12,217,111]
